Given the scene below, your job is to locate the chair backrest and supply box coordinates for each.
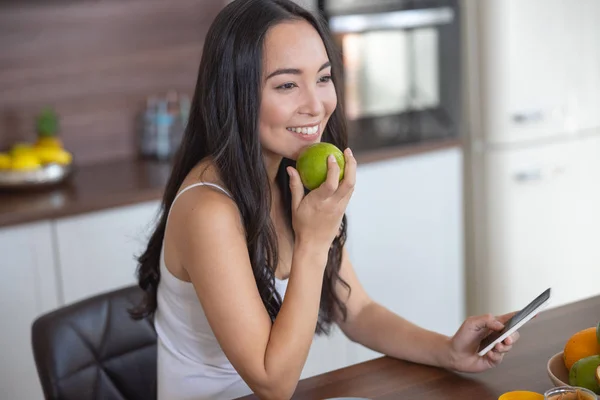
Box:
[31,285,157,400]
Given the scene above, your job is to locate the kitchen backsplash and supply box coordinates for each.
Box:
[0,0,223,166]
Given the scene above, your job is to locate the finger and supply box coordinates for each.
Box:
[335,148,357,200]
[469,314,504,337]
[318,154,340,197]
[287,167,305,211]
[504,331,520,345]
[486,349,504,364]
[496,311,517,324]
[493,342,513,354]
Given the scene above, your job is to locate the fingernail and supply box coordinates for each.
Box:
[286,167,292,177]
[328,154,335,162]
[347,148,353,157]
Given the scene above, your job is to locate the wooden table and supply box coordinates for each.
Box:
[238,295,600,399]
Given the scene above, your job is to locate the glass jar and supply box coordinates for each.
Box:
[543,386,597,400]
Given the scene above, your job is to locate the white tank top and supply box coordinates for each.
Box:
[154,182,289,400]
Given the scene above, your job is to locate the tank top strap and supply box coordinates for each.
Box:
[173,182,232,203]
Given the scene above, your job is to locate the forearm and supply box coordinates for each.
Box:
[343,302,453,369]
[262,243,327,395]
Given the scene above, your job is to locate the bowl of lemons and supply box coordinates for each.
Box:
[0,108,74,190]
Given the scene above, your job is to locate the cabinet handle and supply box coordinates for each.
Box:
[513,169,542,182]
[512,110,544,124]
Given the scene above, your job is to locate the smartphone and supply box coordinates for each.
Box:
[478,287,552,356]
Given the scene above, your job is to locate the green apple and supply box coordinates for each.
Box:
[296,143,345,190]
[569,355,600,394]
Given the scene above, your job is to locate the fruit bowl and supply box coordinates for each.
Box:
[547,352,600,398]
[0,162,73,190]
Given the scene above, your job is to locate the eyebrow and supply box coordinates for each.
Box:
[265,61,331,80]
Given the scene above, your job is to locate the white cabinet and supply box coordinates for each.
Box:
[0,201,161,399]
[344,147,465,364]
[0,221,59,400]
[479,141,579,316]
[471,0,600,143]
[474,133,600,316]
[572,134,600,303]
[473,0,569,143]
[563,0,600,131]
[54,200,160,305]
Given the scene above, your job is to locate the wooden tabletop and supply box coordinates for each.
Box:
[238,295,600,399]
[0,138,460,228]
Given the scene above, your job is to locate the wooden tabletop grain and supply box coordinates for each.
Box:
[237,295,600,399]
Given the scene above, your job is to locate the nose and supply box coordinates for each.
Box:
[298,86,324,117]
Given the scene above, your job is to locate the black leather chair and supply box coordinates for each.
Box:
[31,285,157,400]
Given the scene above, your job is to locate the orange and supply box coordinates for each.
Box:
[564,326,600,371]
[498,391,543,400]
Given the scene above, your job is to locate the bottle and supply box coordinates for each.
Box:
[140,97,158,158]
[170,94,190,154]
[155,100,173,161]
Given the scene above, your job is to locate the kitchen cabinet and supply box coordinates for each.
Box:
[572,134,600,305]
[0,201,161,399]
[474,132,600,316]
[475,0,568,144]
[0,221,59,400]
[474,0,600,144]
[54,200,161,305]
[344,147,465,364]
[563,0,600,131]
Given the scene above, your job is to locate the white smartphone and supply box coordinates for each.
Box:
[477,287,552,356]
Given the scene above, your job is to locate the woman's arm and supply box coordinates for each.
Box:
[334,248,453,368]
[334,247,519,372]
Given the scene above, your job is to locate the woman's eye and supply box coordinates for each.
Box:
[276,82,297,90]
[319,75,332,83]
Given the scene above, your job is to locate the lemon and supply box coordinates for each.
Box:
[11,153,41,171]
[10,143,35,157]
[296,143,345,190]
[35,137,63,148]
[569,355,600,394]
[51,148,72,165]
[0,153,11,170]
[34,146,72,165]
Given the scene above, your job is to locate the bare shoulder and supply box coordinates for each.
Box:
[169,181,242,242]
[171,159,240,230]
[164,158,246,279]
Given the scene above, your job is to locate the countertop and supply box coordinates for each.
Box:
[237,294,600,399]
[0,138,460,228]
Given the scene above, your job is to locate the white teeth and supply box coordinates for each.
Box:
[287,125,319,135]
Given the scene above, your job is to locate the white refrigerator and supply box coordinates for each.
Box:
[462,0,600,316]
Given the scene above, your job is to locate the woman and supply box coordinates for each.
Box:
[131,0,519,399]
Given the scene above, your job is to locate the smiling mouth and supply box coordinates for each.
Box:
[286,124,320,136]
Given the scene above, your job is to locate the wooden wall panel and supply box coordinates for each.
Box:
[0,0,224,165]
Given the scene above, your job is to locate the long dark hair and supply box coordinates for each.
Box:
[130,0,350,335]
